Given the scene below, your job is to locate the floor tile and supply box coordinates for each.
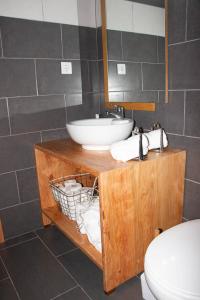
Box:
[36,226,77,256]
[59,250,143,300]
[1,238,76,300]
[0,259,7,281]
[0,279,18,300]
[54,287,91,300]
[0,232,36,251]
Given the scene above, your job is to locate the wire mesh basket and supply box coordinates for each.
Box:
[49,173,98,229]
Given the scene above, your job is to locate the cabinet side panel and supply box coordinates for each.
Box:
[99,161,158,292]
[156,151,186,230]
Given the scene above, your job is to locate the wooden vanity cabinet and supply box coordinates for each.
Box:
[35,139,186,293]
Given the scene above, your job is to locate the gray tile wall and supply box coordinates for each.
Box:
[106,29,165,102]
[132,0,200,220]
[0,16,100,239]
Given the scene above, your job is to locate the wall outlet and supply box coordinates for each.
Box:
[61,62,72,74]
[117,63,126,75]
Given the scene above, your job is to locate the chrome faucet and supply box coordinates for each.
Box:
[108,105,125,119]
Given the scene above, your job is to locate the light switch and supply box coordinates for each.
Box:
[61,62,72,74]
[117,64,126,75]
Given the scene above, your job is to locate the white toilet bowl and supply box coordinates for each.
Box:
[141,220,200,300]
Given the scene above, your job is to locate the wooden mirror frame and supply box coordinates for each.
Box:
[100,0,168,111]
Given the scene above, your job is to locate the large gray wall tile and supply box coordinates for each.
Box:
[16,168,39,203]
[168,0,186,44]
[62,24,80,59]
[79,26,97,60]
[185,91,200,138]
[157,37,165,63]
[184,180,200,219]
[66,93,100,122]
[67,93,82,106]
[142,63,165,90]
[187,0,200,40]
[0,17,62,58]
[88,61,100,92]
[124,90,158,102]
[0,133,41,173]
[9,95,65,134]
[0,98,10,136]
[0,173,19,209]
[41,128,69,142]
[168,135,200,183]
[169,40,200,90]
[36,59,82,95]
[107,30,122,61]
[0,59,36,97]
[158,91,184,134]
[0,200,42,238]
[122,32,157,63]
[108,61,141,92]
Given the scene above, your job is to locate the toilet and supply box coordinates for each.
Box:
[141,220,200,300]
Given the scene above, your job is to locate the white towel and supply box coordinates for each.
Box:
[144,129,168,150]
[77,199,102,252]
[110,134,149,162]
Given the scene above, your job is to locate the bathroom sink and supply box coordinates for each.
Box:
[66,118,133,150]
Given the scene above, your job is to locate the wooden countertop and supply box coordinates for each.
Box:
[35,138,184,175]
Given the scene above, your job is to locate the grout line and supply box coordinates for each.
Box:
[64,94,68,123]
[185,0,188,41]
[39,131,43,143]
[40,0,45,21]
[0,236,38,252]
[7,93,65,99]
[0,28,3,58]
[0,198,39,212]
[0,166,36,177]
[183,90,186,135]
[5,97,12,136]
[0,256,21,300]
[0,56,81,61]
[157,91,160,103]
[185,178,200,185]
[0,126,67,139]
[50,285,78,300]
[141,63,144,91]
[56,247,78,258]
[14,171,21,204]
[34,59,39,96]
[35,232,94,300]
[0,27,3,57]
[121,31,124,60]
[156,36,159,63]
[169,37,200,46]
[108,59,163,65]
[60,24,64,59]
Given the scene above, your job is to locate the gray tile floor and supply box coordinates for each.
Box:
[0,226,143,300]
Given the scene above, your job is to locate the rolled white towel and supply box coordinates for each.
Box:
[64,179,77,188]
[144,129,168,150]
[110,134,149,162]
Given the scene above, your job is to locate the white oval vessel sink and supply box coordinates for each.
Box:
[66,118,133,150]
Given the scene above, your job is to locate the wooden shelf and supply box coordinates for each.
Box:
[42,206,103,270]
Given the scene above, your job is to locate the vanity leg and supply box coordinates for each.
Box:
[0,219,5,243]
[104,289,116,295]
[42,213,52,226]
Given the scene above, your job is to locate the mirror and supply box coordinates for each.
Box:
[100,0,168,111]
